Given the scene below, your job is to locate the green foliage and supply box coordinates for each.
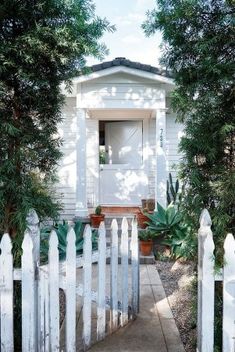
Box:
[138,228,155,241]
[40,220,98,262]
[95,205,102,215]
[146,203,182,235]
[143,0,235,261]
[146,203,197,260]
[164,228,197,260]
[0,0,114,237]
[167,173,180,206]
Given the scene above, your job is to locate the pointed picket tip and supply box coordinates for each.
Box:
[98,221,105,233]
[224,233,235,251]
[84,224,92,237]
[199,209,212,228]
[26,209,39,226]
[131,217,138,230]
[111,218,118,231]
[0,233,12,252]
[204,233,215,254]
[22,231,33,251]
[67,227,76,244]
[121,217,128,232]
[49,229,58,248]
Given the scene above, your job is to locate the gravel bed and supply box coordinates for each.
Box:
[156,260,197,352]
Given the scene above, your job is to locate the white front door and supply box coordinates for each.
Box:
[100,121,148,205]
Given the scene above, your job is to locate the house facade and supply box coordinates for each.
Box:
[57,58,184,218]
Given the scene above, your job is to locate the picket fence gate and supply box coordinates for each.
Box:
[197,209,235,352]
[0,210,139,352]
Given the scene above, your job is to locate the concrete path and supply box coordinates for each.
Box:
[89,265,185,352]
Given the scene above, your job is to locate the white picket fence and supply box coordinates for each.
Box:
[197,209,235,352]
[0,210,139,352]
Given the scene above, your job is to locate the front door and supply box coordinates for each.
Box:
[99,121,148,205]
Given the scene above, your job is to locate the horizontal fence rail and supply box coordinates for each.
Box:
[197,209,234,352]
[0,210,139,352]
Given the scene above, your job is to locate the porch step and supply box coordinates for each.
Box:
[101,206,140,214]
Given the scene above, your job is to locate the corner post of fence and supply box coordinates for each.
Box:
[26,209,40,351]
[197,208,213,352]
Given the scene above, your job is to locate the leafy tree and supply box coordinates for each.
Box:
[0,0,114,237]
[143,0,235,242]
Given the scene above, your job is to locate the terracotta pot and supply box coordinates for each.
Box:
[147,198,155,212]
[137,212,149,229]
[140,240,153,256]
[90,214,105,228]
[141,199,147,209]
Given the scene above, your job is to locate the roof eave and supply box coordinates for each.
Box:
[72,65,175,86]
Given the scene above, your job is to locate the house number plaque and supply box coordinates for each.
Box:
[160,128,164,147]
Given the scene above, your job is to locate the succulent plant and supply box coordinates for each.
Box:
[95,205,102,215]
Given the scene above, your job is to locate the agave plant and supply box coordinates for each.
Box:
[145,202,182,236]
[145,202,196,260]
[40,220,98,263]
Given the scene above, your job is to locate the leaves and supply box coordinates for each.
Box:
[0,0,113,236]
[143,0,235,260]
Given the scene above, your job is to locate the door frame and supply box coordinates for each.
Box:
[98,118,149,206]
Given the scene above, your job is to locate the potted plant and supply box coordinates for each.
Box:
[146,198,155,212]
[138,228,154,256]
[137,208,149,229]
[90,205,105,228]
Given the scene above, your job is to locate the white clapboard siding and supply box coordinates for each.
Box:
[83,225,92,349]
[110,219,119,331]
[121,217,129,327]
[131,219,139,317]
[22,231,36,352]
[223,234,235,352]
[66,227,77,352]
[97,222,106,341]
[49,230,60,351]
[0,233,14,352]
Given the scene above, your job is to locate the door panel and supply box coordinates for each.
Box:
[100,166,148,205]
[105,121,142,166]
[100,120,147,205]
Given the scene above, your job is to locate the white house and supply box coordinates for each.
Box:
[57,58,184,218]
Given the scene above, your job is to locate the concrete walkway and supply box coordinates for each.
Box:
[89,265,185,352]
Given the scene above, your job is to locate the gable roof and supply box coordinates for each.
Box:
[89,57,173,78]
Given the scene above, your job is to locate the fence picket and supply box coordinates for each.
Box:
[121,217,129,327]
[83,225,92,350]
[22,231,36,351]
[131,218,139,317]
[26,209,40,349]
[39,267,50,352]
[97,222,106,341]
[0,212,139,351]
[0,233,14,352]
[66,227,76,352]
[201,232,215,352]
[223,233,235,352]
[110,219,119,331]
[49,230,60,351]
[197,209,212,352]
